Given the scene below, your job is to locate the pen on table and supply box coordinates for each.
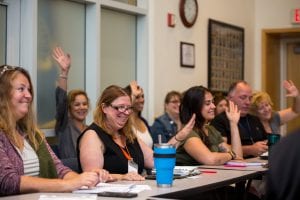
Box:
[224,164,246,168]
[200,170,217,173]
[127,184,136,192]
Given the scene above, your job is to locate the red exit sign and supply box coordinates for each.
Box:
[292,9,300,24]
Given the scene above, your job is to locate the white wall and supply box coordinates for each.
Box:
[7,0,300,125]
[149,0,255,122]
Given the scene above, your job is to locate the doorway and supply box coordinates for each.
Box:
[285,41,300,133]
[262,28,300,135]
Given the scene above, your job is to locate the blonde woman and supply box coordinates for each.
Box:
[0,65,110,196]
[250,80,300,136]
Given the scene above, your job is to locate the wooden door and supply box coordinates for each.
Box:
[286,42,300,133]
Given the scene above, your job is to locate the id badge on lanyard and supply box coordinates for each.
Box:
[128,159,138,173]
[118,143,138,173]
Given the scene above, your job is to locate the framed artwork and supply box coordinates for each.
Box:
[208,19,244,92]
[180,42,195,68]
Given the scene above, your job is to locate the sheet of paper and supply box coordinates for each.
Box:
[225,160,266,167]
[39,194,97,200]
[175,166,200,176]
[73,182,151,194]
[260,151,268,156]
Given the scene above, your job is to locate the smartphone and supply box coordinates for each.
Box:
[97,191,138,198]
[145,174,187,180]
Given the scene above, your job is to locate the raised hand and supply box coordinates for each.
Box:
[129,80,143,98]
[52,46,71,73]
[175,113,195,141]
[225,101,240,125]
[283,80,299,98]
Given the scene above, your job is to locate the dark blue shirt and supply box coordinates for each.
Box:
[151,113,178,143]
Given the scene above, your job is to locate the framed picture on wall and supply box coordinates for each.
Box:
[208,19,244,92]
[180,42,195,68]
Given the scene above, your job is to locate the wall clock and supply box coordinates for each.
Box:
[179,0,198,28]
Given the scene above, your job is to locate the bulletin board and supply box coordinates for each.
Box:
[208,19,244,92]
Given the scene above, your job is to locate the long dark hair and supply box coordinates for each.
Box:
[180,85,211,129]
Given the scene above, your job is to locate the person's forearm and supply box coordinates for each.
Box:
[168,132,185,148]
[229,122,243,158]
[143,150,154,169]
[292,95,300,113]
[20,176,70,193]
[62,171,79,180]
[242,145,256,157]
[203,152,232,165]
[58,70,68,91]
[167,136,179,148]
[138,139,154,169]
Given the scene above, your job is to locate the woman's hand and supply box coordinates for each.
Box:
[225,101,240,125]
[120,172,145,181]
[91,168,114,183]
[175,114,195,141]
[284,80,299,98]
[52,46,71,74]
[65,171,99,191]
[130,81,142,98]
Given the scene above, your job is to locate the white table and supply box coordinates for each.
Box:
[197,157,268,171]
[1,169,265,200]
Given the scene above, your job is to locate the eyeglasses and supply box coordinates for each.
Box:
[110,104,133,113]
[169,100,180,104]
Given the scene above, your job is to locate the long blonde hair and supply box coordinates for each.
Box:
[0,65,44,150]
[93,85,136,143]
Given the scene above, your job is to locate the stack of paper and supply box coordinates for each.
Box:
[73,182,151,194]
[39,194,97,200]
[151,166,200,176]
[225,161,266,167]
[174,166,201,176]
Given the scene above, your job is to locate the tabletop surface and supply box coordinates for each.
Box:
[1,163,267,200]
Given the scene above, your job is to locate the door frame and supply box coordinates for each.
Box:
[262,28,300,111]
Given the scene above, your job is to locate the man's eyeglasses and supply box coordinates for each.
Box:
[110,104,133,113]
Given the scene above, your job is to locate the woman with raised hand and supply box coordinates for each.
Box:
[0,65,111,196]
[176,86,243,166]
[52,47,90,159]
[124,81,153,148]
[250,80,300,136]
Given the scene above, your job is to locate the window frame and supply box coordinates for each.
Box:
[6,0,149,136]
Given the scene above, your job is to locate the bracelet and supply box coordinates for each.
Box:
[228,150,236,160]
[174,134,183,142]
[59,74,68,79]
